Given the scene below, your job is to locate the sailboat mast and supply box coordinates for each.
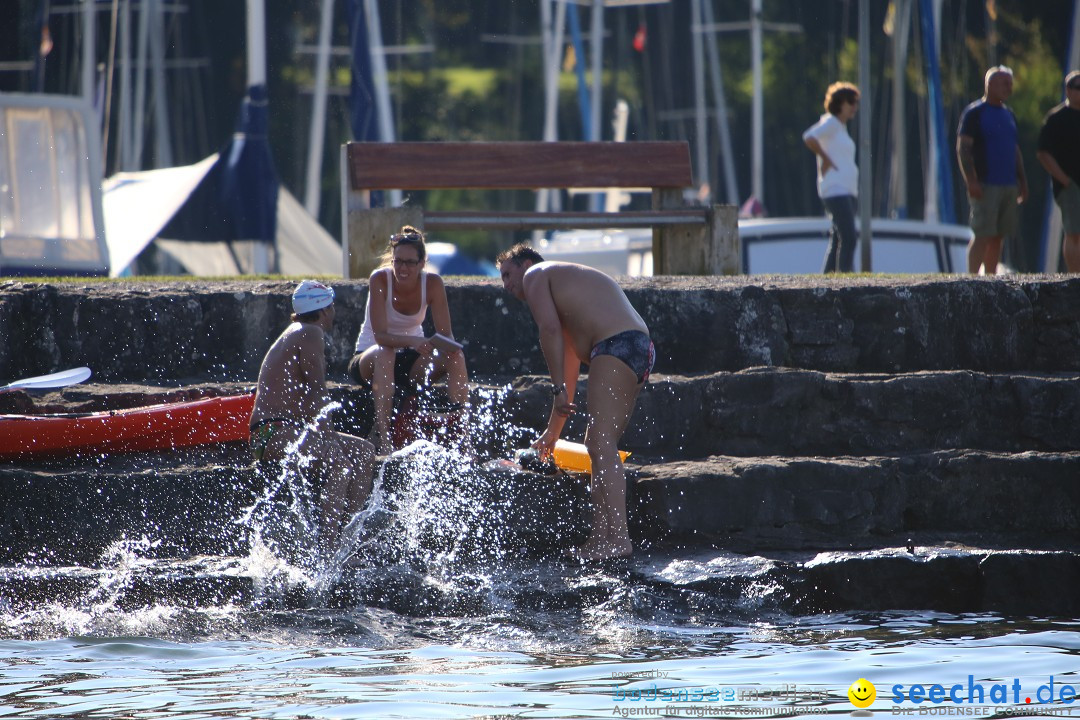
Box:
[246,0,267,87]
[691,0,708,192]
[247,0,270,274]
[304,0,335,217]
[363,0,401,207]
[701,0,739,206]
[750,0,763,206]
[858,0,872,270]
[920,0,947,223]
[150,1,172,168]
[889,0,912,219]
[82,0,95,103]
[537,0,567,219]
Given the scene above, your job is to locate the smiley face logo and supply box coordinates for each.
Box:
[848,678,876,708]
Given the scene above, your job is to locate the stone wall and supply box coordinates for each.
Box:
[1,274,1079,384]
[3,275,1080,615]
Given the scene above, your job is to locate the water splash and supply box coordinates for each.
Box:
[238,403,338,578]
[337,440,512,616]
[234,388,527,615]
[86,535,161,611]
[0,386,806,646]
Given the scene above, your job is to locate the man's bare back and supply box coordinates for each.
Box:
[250,322,329,428]
[521,261,648,361]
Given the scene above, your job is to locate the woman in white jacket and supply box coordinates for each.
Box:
[803,82,861,273]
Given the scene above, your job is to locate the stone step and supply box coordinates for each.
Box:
[0,446,257,566]
[504,368,1080,457]
[0,444,590,566]
[625,276,1080,376]
[5,277,1080,381]
[628,545,1080,617]
[9,367,1078,463]
[630,450,1080,548]
[13,367,1080,461]
[3,444,1076,565]
[1,544,1076,617]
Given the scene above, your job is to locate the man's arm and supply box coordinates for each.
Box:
[522,267,578,454]
[1015,145,1028,203]
[297,327,331,421]
[1037,150,1072,187]
[957,134,982,199]
[523,267,566,387]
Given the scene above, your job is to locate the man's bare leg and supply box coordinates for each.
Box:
[444,351,475,454]
[339,432,375,514]
[317,432,375,550]
[1063,234,1080,272]
[967,237,985,273]
[981,236,1003,275]
[968,235,1002,274]
[444,350,470,406]
[573,355,641,562]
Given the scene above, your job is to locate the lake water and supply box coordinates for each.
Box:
[1,443,1077,719]
[2,604,1078,718]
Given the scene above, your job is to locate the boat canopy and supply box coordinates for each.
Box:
[103,156,342,277]
[0,93,109,277]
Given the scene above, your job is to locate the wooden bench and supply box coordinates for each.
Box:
[339,141,738,278]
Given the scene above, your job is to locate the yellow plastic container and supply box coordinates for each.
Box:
[551,439,630,474]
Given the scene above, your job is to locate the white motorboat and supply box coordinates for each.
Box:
[539,218,974,276]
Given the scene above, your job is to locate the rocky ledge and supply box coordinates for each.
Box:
[2,274,1080,382]
[1,274,1078,618]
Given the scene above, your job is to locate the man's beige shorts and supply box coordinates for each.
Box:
[1055,181,1080,236]
[969,184,1018,238]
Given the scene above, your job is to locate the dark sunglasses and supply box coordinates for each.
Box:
[1068,83,1080,91]
[390,233,423,245]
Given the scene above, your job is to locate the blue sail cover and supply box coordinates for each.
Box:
[159,84,278,249]
[347,0,378,144]
[346,0,386,208]
[918,0,955,224]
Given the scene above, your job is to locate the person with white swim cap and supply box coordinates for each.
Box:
[250,280,375,550]
[290,278,336,314]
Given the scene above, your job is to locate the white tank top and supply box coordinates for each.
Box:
[354,268,429,353]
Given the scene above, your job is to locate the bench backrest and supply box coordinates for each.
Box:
[340,140,736,278]
[345,141,693,191]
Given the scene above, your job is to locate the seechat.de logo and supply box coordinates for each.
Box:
[849,678,877,709]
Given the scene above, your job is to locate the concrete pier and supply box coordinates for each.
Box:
[1,275,1078,616]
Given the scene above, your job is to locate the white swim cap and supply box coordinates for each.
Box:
[292,280,335,314]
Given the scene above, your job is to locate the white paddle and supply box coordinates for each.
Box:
[1,366,92,391]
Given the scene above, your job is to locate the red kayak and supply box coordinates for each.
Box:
[0,394,255,460]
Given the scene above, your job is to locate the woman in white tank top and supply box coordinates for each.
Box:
[347,226,470,454]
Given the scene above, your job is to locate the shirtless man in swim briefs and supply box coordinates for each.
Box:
[250,280,375,549]
[497,244,654,562]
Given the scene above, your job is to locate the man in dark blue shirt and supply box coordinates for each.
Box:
[956,65,1029,274]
